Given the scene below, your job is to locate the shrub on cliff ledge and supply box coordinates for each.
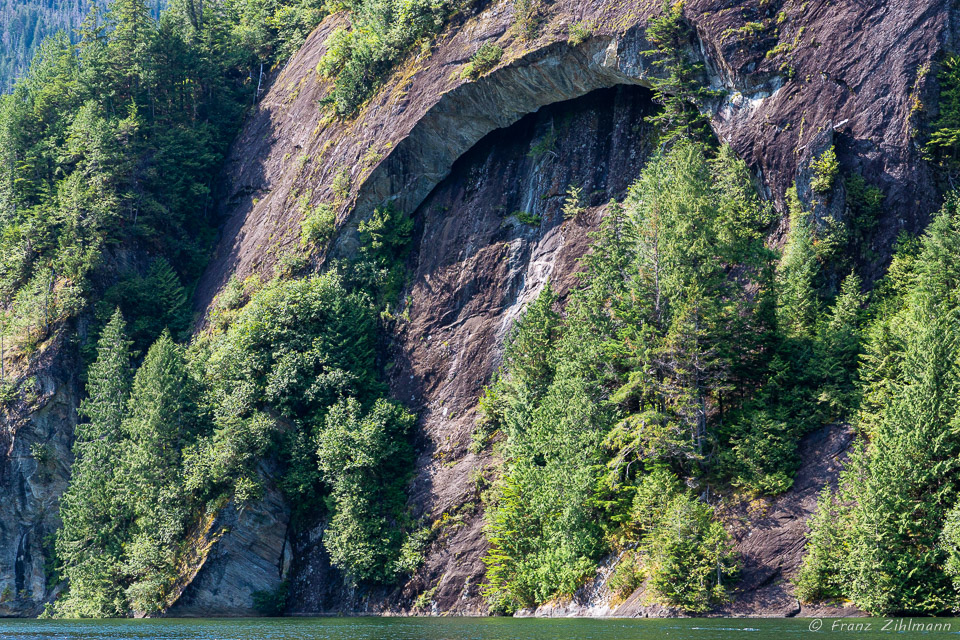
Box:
[460,42,503,81]
[301,202,337,246]
[810,146,839,194]
[567,21,591,46]
[318,0,454,115]
[927,55,960,164]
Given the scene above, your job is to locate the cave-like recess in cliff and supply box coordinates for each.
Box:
[399,82,660,371]
[331,33,659,259]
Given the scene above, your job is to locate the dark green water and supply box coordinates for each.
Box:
[0,617,957,640]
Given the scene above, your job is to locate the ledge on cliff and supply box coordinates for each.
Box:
[184,0,950,618]
[2,0,954,620]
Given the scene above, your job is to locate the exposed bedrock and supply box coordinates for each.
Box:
[198,0,949,312]
[0,335,77,617]
[175,0,957,617]
[1,0,955,618]
[182,0,951,614]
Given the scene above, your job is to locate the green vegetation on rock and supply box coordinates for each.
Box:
[8,0,960,623]
[55,261,419,615]
[460,42,503,81]
[796,200,960,614]
[318,0,456,116]
[0,0,421,617]
[477,133,873,613]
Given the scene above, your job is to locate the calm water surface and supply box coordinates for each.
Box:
[0,617,958,640]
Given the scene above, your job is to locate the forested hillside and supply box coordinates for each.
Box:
[0,1,164,93]
[1,0,958,621]
[0,0,445,617]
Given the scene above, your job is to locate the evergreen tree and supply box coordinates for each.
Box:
[104,0,154,107]
[794,487,844,602]
[55,309,133,618]
[480,283,561,438]
[317,397,414,584]
[777,187,819,338]
[120,331,199,613]
[643,1,718,144]
[78,309,133,441]
[642,488,736,612]
[813,273,865,420]
[798,197,960,614]
[927,55,960,165]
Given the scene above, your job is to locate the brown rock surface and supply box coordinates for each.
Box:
[198,0,950,312]
[1,0,956,618]
[190,0,951,616]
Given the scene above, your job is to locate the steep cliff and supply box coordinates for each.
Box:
[1,0,956,618]
[184,0,951,617]
[197,0,947,310]
[0,334,78,617]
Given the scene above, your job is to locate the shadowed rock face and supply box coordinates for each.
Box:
[198,0,950,312]
[285,85,659,615]
[0,335,77,618]
[163,466,291,618]
[1,0,956,619]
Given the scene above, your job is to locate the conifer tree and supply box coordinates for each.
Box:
[794,487,844,602]
[777,187,819,338]
[798,197,960,614]
[147,258,189,338]
[317,397,414,584]
[78,308,132,441]
[105,0,154,106]
[120,331,199,613]
[496,283,560,426]
[55,309,133,618]
[644,1,717,144]
[813,273,865,419]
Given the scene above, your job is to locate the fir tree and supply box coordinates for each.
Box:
[55,309,133,618]
[643,1,718,144]
[120,331,199,614]
[798,197,960,614]
[777,187,819,338]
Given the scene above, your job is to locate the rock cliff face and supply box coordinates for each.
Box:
[286,84,658,615]
[197,0,949,312]
[2,0,957,618]
[164,466,291,618]
[0,335,77,617]
[188,0,952,616]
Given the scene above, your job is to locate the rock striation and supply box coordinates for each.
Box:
[0,335,77,617]
[1,0,956,617]
[188,0,951,615]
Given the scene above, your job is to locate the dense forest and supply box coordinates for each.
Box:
[3,0,960,620]
[0,0,164,94]
[0,0,413,617]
